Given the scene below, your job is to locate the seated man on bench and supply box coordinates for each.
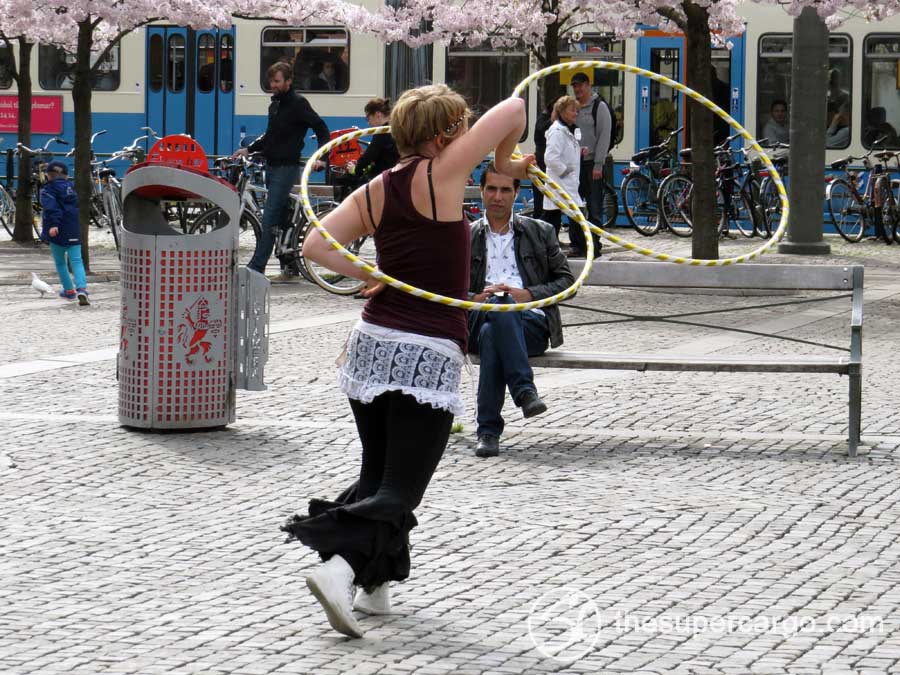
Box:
[468,164,575,458]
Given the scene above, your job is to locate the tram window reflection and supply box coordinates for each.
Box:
[757,33,851,149]
[38,44,121,91]
[446,41,528,126]
[260,26,349,93]
[863,35,900,149]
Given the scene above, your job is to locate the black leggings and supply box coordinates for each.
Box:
[350,391,452,507]
[282,391,453,589]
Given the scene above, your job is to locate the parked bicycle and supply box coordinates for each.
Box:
[826,137,897,244]
[656,131,762,239]
[756,142,790,238]
[15,137,70,238]
[192,153,265,254]
[0,138,16,238]
[620,126,684,236]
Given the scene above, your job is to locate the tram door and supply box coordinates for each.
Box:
[146,27,235,155]
[635,34,746,152]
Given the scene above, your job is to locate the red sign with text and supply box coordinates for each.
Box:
[0,95,63,134]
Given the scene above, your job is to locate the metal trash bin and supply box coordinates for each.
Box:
[117,161,269,430]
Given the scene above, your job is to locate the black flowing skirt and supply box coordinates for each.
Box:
[281,481,414,590]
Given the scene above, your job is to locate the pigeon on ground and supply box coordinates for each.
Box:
[31,273,53,298]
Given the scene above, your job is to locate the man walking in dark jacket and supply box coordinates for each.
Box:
[41,161,89,305]
[234,61,330,277]
[468,164,574,457]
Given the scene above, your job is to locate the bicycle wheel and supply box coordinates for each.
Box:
[719,186,755,238]
[827,178,866,243]
[875,176,897,245]
[189,206,262,256]
[297,204,370,295]
[0,185,15,237]
[657,174,693,237]
[621,172,658,236]
[31,202,42,239]
[102,187,122,252]
[600,181,618,231]
[758,177,782,238]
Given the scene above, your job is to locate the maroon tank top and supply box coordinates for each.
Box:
[362,158,470,347]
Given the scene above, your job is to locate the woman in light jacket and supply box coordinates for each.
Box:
[543,95,586,255]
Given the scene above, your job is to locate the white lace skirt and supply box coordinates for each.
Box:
[338,320,465,416]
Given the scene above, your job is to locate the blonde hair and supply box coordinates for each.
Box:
[391,84,469,155]
[553,95,578,120]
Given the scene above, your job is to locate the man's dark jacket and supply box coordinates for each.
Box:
[468,214,574,350]
[248,88,329,165]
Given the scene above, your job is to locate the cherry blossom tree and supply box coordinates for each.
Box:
[0,0,72,242]
[0,1,233,270]
[0,31,37,243]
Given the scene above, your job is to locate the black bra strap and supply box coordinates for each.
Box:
[427,159,437,221]
[364,182,375,229]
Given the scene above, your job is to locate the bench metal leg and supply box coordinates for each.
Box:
[848,371,862,457]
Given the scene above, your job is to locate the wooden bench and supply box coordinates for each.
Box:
[474,261,864,456]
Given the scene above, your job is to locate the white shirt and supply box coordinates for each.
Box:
[485,220,524,288]
[484,219,543,316]
[543,120,585,212]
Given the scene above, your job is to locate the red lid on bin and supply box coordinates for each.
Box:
[125,135,235,200]
[146,135,209,173]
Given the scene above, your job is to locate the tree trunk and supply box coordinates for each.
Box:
[683,3,718,260]
[72,19,94,272]
[541,22,561,110]
[12,40,34,242]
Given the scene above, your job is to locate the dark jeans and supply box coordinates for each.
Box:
[532,160,546,221]
[576,159,606,256]
[469,296,550,438]
[248,163,300,273]
[543,209,593,256]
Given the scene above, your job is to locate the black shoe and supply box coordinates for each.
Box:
[518,390,548,419]
[475,434,500,458]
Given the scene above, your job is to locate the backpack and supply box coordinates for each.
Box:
[591,96,619,149]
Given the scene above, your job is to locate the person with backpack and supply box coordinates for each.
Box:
[570,71,614,258]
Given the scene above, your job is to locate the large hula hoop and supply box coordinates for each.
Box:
[511,61,789,267]
[298,125,595,313]
[298,60,789,312]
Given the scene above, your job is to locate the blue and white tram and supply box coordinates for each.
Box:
[2,3,900,176]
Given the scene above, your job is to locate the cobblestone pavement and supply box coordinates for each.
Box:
[2,230,900,675]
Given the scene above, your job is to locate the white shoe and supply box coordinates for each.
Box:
[354,583,392,615]
[306,555,365,638]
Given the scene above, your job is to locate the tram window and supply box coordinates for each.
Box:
[757,34,852,149]
[446,42,529,138]
[0,47,13,89]
[167,34,185,93]
[220,34,234,94]
[38,44,121,91]
[149,35,164,93]
[559,36,626,147]
[863,35,900,149]
[260,26,349,93]
[197,34,216,93]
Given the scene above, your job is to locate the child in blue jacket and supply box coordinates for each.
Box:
[41,161,89,305]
